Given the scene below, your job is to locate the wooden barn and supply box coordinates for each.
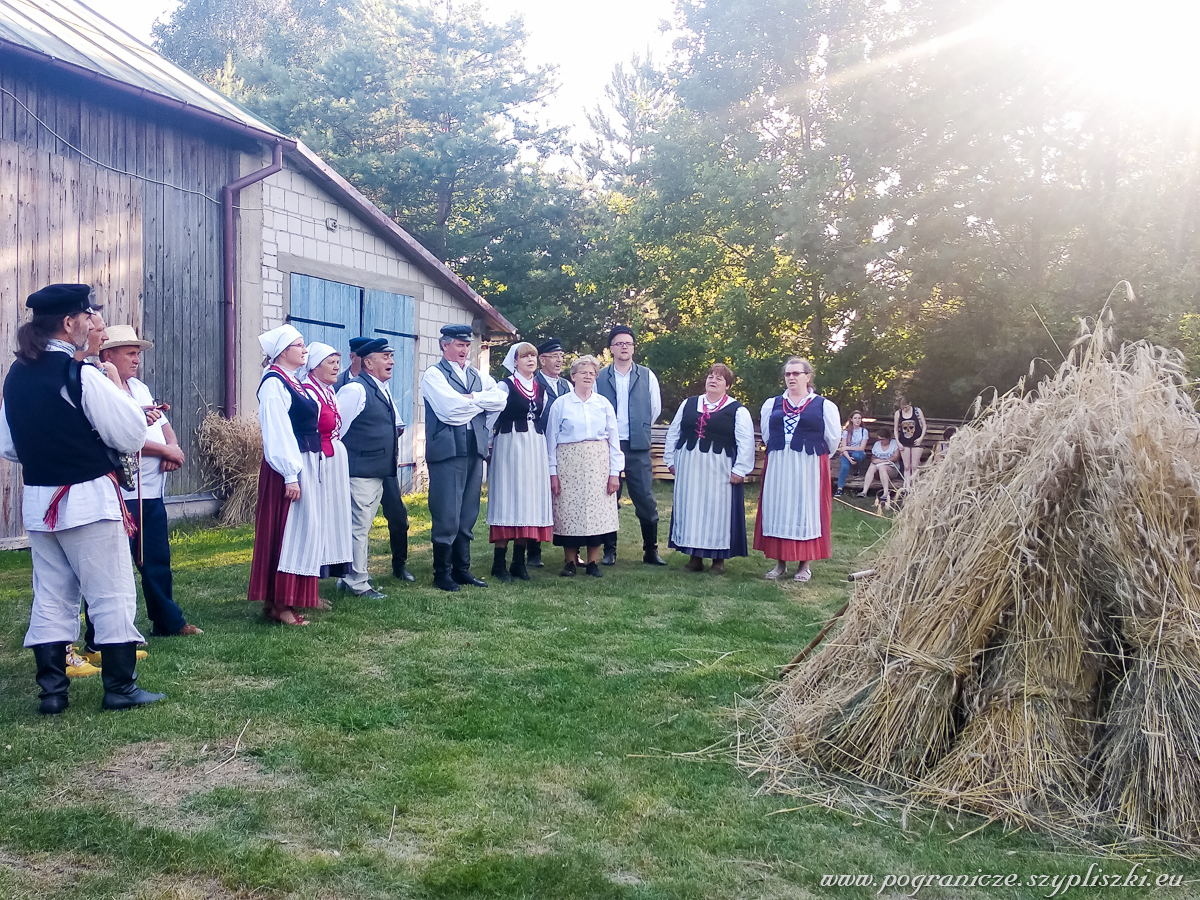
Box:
[0,0,516,544]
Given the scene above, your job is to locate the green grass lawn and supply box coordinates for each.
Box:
[0,484,1197,899]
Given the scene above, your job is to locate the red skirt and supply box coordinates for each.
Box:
[248,460,319,608]
[753,453,832,562]
[489,525,554,542]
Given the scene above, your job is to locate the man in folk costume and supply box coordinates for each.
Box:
[335,338,402,598]
[596,325,666,566]
[337,337,413,583]
[419,324,506,591]
[83,326,201,646]
[527,337,572,568]
[0,284,164,713]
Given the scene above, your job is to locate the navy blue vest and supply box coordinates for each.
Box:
[3,351,118,486]
[765,394,829,455]
[675,397,742,460]
[597,363,654,451]
[493,377,546,435]
[424,360,488,462]
[341,372,400,478]
[261,371,321,455]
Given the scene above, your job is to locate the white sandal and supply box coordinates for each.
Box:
[765,562,787,580]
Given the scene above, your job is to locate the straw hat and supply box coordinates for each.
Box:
[99,324,153,352]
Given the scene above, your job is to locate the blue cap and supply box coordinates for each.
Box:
[27,284,94,316]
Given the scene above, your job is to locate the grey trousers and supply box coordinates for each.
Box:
[345,476,385,592]
[618,442,658,522]
[24,519,144,647]
[428,455,483,573]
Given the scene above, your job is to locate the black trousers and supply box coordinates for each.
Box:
[606,440,658,552]
[84,497,186,647]
[380,474,409,569]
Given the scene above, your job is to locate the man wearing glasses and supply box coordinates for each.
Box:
[596,325,666,566]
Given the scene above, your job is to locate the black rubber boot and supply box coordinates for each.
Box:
[451,536,486,587]
[491,546,513,583]
[432,543,460,592]
[526,541,543,568]
[32,643,69,714]
[601,539,616,566]
[98,643,165,711]
[509,543,530,581]
[640,519,667,566]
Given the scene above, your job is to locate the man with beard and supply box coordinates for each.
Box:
[0,284,163,713]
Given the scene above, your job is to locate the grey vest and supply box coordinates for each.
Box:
[597,363,653,451]
[535,370,572,429]
[341,373,399,479]
[424,359,488,462]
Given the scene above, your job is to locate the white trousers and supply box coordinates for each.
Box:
[24,519,144,647]
[345,476,384,591]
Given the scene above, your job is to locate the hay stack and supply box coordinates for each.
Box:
[197,413,263,526]
[743,323,1200,852]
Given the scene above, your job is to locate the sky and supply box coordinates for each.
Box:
[81,0,680,141]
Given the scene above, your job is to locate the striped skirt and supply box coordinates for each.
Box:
[487,426,554,542]
[753,451,832,562]
[668,444,747,558]
[552,440,618,543]
[277,447,353,577]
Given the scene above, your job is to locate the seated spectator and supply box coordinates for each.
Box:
[932,426,957,463]
[832,411,869,496]
[858,427,901,504]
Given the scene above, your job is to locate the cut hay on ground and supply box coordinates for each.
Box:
[740,315,1200,854]
[197,413,262,526]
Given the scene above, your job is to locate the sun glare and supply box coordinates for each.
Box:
[990,0,1200,114]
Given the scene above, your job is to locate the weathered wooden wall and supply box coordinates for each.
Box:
[0,66,241,538]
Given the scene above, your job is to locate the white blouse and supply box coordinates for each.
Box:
[545,389,624,476]
[258,371,305,484]
[662,396,756,476]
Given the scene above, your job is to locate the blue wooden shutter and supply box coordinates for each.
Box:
[363,289,417,471]
[288,274,360,362]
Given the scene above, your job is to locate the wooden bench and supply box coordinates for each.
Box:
[649,416,962,490]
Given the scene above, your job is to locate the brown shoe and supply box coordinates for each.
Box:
[709,559,725,574]
[175,624,204,635]
[684,556,705,572]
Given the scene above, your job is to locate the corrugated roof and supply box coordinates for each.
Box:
[0,0,286,142]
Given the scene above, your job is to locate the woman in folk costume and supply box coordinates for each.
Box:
[754,357,842,582]
[299,342,354,589]
[486,342,555,582]
[663,363,755,574]
[545,356,624,578]
[247,326,334,625]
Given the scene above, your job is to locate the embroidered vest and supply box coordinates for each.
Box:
[765,394,828,455]
[675,397,742,459]
[493,377,546,435]
[261,370,321,455]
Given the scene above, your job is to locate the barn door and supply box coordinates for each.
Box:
[363,289,417,481]
[288,274,359,356]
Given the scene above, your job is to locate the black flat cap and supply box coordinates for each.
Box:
[537,338,563,354]
[357,338,393,358]
[608,325,635,346]
[440,324,473,341]
[348,337,371,354]
[27,284,94,317]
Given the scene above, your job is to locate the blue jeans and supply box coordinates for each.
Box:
[837,451,866,490]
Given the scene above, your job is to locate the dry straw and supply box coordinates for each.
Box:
[739,310,1200,854]
[197,412,262,526]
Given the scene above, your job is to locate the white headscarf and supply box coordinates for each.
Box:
[258,324,303,361]
[303,342,338,377]
[501,344,520,374]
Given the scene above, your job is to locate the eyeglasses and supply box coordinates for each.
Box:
[611,342,635,349]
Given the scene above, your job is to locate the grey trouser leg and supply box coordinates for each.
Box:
[346,477,385,591]
[25,521,144,647]
[428,456,484,551]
